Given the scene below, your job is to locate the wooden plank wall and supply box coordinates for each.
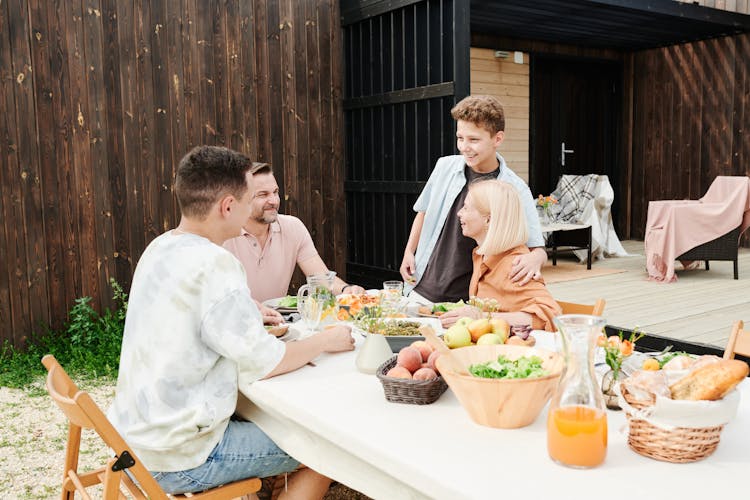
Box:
[629,33,750,244]
[0,0,344,349]
[469,47,530,182]
[678,0,750,14]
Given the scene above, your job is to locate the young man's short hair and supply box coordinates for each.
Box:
[451,95,505,135]
[470,180,527,255]
[175,145,253,219]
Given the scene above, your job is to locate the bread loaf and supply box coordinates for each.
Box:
[669,359,749,401]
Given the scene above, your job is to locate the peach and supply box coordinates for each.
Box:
[426,350,442,373]
[396,347,423,373]
[386,366,413,379]
[410,340,434,362]
[413,367,438,381]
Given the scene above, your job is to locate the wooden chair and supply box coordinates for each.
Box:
[724,321,750,360]
[42,354,262,500]
[557,298,606,316]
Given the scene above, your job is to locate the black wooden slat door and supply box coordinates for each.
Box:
[341,0,469,289]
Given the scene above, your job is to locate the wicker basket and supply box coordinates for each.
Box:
[376,356,448,405]
[620,385,724,463]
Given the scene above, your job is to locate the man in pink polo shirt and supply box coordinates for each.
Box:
[223,163,365,306]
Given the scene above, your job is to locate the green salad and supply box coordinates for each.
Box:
[469,355,548,379]
[277,295,297,308]
[432,300,465,313]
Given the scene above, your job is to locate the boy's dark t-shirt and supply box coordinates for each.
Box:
[413,165,500,303]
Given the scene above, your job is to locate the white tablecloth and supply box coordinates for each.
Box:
[241,332,750,500]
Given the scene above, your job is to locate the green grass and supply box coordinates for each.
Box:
[0,278,127,388]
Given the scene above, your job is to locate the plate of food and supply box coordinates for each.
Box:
[417,300,466,317]
[263,295,298,313]
[354,316,443,352]
[336,293,381,321]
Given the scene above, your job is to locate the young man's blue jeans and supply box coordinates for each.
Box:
[152,419,299,494]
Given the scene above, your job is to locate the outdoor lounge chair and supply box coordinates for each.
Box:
[41,354,261,500]
[557,298,606,316]
[645,176,750,282]
[724,321,750,360]
[676,225,741,280]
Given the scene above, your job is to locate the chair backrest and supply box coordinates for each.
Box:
[724,321,750,360]
[42,355,261,500]
[557,298,606,316]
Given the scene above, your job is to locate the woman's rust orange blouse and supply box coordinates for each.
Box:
[469,246,561,331]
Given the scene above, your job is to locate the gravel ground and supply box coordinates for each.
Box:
[0,382,369,499]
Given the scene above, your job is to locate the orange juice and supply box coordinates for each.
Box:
[547,405,607,468]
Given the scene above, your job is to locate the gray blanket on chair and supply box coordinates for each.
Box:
[550,174,600,224]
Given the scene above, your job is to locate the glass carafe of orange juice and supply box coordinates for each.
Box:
[547,314,608,468]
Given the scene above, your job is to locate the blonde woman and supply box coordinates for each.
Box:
[440,180,561,331]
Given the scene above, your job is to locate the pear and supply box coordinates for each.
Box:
[444,324,472,349]
[467,318,493,342]
[455,316,474,328]
[476,333,503,345]
[489,318,510,343]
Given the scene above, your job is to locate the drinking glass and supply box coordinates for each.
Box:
[381,280,404,316]
[297,293,323,333]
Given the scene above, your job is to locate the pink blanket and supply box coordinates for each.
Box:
[645,176,750,282]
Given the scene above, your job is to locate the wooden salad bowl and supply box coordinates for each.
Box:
[435,344,564,429]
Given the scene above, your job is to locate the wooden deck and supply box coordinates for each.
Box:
[546,240,750,349]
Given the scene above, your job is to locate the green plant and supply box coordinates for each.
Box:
[0,278,128,389]
[597,327,644,379]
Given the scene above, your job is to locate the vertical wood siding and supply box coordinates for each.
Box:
[469,47,530,182]
[630,34,750,242]
[0,0,344,348]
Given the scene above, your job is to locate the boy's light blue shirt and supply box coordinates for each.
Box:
[408,153,543,292]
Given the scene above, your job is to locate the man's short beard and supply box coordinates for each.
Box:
[255,211,278,224]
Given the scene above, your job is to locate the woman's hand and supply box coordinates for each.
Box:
[319,324,355,353]
[439,305,482,328]
[260,305,283,325]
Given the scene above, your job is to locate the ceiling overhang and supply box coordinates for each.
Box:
[471,0,750,50]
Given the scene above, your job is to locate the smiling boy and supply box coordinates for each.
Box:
[399,95,546,303]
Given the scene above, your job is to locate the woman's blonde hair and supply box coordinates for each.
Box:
[469,179,528,255]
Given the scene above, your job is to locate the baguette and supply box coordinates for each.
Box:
[669,359,749,401]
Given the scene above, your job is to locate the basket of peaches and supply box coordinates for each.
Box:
[376,339,448,405]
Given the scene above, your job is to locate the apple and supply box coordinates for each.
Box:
[443,324,472,348]
[476,333,503,345]
[467,318,493,342]
[455,317,474,328]
[489,318,510,343]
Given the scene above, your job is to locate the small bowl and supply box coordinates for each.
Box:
[436,344,564,429]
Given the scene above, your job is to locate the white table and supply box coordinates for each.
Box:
[242,333,750,500]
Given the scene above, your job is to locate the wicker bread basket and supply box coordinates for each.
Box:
[620,385,724,463]
[376,356,448,405]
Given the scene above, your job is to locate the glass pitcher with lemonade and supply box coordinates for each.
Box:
[296,271,339,328]
[547,314,608,468]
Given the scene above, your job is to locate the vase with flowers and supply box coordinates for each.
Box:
[536,194,557,224]
[597,328,644,410]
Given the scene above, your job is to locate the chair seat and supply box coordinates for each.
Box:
[676,226,740,279]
